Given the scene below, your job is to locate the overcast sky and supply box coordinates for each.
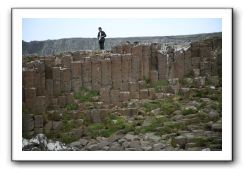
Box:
[22,18,222,42]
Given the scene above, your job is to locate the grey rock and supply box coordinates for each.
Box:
[97,140,110,149]
[187,147,202,151]
[174,135,187,147]
[142,145,152,151]
[52,121,62,131]
[69,141,82,148]
[185,142,197,149]
[144,133,161,142]
[211,123,222,132]
[86,144,99,151]
[34,115,43,128]
[109,142,123,151]
[23,114,34,132]
[151,108,161,115]
[122,141,130,148]
[208,110,219,121]
[152,143,165,151]
[202,148,211,151]
[124,134,138,141]
[128,141,141,150]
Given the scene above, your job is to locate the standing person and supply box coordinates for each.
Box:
[97,27,106,50]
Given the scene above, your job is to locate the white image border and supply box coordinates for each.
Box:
[12,8,232,161]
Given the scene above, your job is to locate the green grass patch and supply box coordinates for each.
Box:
[62,120,76,132]
[143,101,161,112]
[160,100,178,114]
[192,136,209,147]
[65,103,78,110]
[152,80,169,92]
[85,115,134,138]
[74,87,99,102]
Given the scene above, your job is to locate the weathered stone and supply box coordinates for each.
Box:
[34,115,43,128]
[110,90,120,103]
[111,55,122,89]
[24,88,36,105]
[100,88,110,104]
[144,133,161,142]
[152,143,165,151]
[138,80,146,89]
[128,141,141,150]
[207,76,219,86]
[150,70,159,83]
[208,110,219,121]
[193,68,200,77]
[174,135,187,147]
[74,119,84,128]
[101,59,112,87]
[148,88,156,99]
[91,60,102,90]
[109,142,123,151]
[71,78,81,92]
[52,67,61,96]
[130,55,140,82]
[23,114,34,132]
[191,57,201,68]
[23,70,35,88]
[32,96,46,114]
[43,121,53,134]
[183,78,194,87]
[62,55,72,68]
[58,95,66,108]
[81,59,92,89]
[87,144,99,151]
[97,140,110,149]
[124,134,138,141]
[139,89,149,99]
[157,52,167,80]
[121,54,132,90]
[168,78,180,94]
[211,123,222,132]
[34,128,43,134]
[142,53,150,80]
[79,138,88,146]
[69,128,83,139]
[119,91,130,102]
[52,121,62,131]
[71,61,82,78]
[60,68,71,92]
[45,79,53,96]
[65,93,74,104]
[179,88,190,96]
[194,77,206,87]
[151,108,161,115]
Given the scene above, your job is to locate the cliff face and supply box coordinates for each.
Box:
[22,32,221,56]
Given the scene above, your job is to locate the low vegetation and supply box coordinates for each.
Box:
[74,87,99,102]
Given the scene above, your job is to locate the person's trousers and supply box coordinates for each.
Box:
[99,40,105,50]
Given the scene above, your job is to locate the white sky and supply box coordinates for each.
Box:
[23,18,222,42]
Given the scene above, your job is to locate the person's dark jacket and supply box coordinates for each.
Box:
[97,31,106,42]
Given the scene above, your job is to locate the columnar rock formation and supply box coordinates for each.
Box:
[22,37,222,150]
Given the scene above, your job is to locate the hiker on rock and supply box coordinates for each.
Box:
[97,27,106,50]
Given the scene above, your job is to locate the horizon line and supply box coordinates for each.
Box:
[22,31,222,43]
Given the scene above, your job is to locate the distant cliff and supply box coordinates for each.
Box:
[22,32,221,56]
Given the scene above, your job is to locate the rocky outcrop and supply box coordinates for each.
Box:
[22,36,222,151]
[22,32,221,56]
